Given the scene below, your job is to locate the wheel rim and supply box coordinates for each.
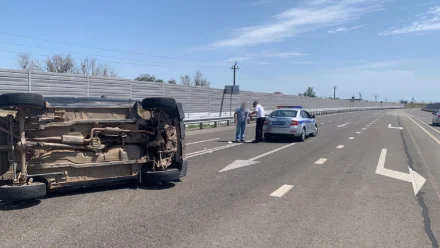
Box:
[302,130,305,140]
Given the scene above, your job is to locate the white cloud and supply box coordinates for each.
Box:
[210,0,382,48]
[357,60,403,69]
[328,24,365,33]
[381,6,440,35]
[252,0,276,6]
[223,50,307,63]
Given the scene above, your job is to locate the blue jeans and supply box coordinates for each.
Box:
[236,122,246,141]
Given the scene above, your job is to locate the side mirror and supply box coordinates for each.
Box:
[311,114,315,118]
[433,112,436,115]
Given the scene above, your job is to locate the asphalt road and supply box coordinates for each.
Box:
[1,109,440,248]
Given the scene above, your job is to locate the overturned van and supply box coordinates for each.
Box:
[0,93,187,201]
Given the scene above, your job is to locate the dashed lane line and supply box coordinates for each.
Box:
[270,185,294,197]
[314,158,327,164]
[356,132,361,134]
[362,128,366,130]
[336,145,344,149]
[348,137,354,140]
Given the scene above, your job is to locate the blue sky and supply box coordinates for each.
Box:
[0,0,439,102]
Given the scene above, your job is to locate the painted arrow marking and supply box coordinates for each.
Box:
[337,122,349,127]
[388,124,404,130]
[375,149,426,195]
[219,143,296,173]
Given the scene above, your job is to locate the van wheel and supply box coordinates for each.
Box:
[0,93,45,110]
[0,182,47,201]
[141,97,184,120]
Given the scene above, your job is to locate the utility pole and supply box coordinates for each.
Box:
[333,85,337,99]
[230,61,240,116]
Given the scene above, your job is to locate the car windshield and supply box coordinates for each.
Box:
[270,110,298,118]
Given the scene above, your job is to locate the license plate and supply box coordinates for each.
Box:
[272,121,284,125]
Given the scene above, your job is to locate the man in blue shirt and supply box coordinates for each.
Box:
[234,102,249,142]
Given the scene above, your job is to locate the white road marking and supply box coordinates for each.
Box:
[407,116,440,145]
[370,123,373,125]
[375,148,426,195]
[362,128,366,130]
[356,132,361,134]
[187,143,242,158]
[270,185,294,197]
[411,115,440,135]
[337,122,349,127]
[367,125,370,127]
[187,138,220,145]
[336,145,344,149]
[321,123,324,125]
[348,137,354,140]
[329,121,332,123]
[219,143,296,172]
[388,124,404,130]
[314,158,327,164]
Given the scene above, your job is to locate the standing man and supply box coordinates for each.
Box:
[251,101,265,143]
[234,102,249,142]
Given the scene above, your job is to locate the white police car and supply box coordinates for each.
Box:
[263,106,318,142]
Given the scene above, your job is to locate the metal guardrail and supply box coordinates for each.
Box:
[184,106,404,129]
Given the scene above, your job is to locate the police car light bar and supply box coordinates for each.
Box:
[277,106,303,109]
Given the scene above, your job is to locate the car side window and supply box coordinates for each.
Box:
[300,111,308,118]
[304,111,311,118]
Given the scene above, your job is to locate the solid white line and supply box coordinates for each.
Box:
[348,137,354,140]
[314,158,327,164]
[356,132,361,134]
[336,145,344,149]
[270,184,294,197]
[186,143,241,158]
[407,116,440,145]
[187,138,220,145]
[411,115,440,135]
[250,143,296,161]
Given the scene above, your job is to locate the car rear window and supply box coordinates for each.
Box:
[269,110,298,118]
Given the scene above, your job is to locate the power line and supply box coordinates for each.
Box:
[0,40,226,69]
[2,32,230,64]
[240,63,280,82]
[0,49,225,69]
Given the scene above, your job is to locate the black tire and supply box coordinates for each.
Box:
[176,102,185,120]
[142,97,177,109]
[142,97,184,120]
[264,133,273,141]
[298,128,306,142]
[0,93,45,110]
[310,124,318,137]
[0,182,47,201]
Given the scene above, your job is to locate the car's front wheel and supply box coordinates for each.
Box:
[310,124,318,137]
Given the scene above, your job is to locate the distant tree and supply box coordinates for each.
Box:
[193,70,210,87]
[45,54,78,73]
[156,79,164,83]
[168,79,177,84]
[16,53,42,71]
[80,57,118,77]
[135,73,161,82]
[298,93,303,96]
[180,75,191,85]
[303,87,316,97]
